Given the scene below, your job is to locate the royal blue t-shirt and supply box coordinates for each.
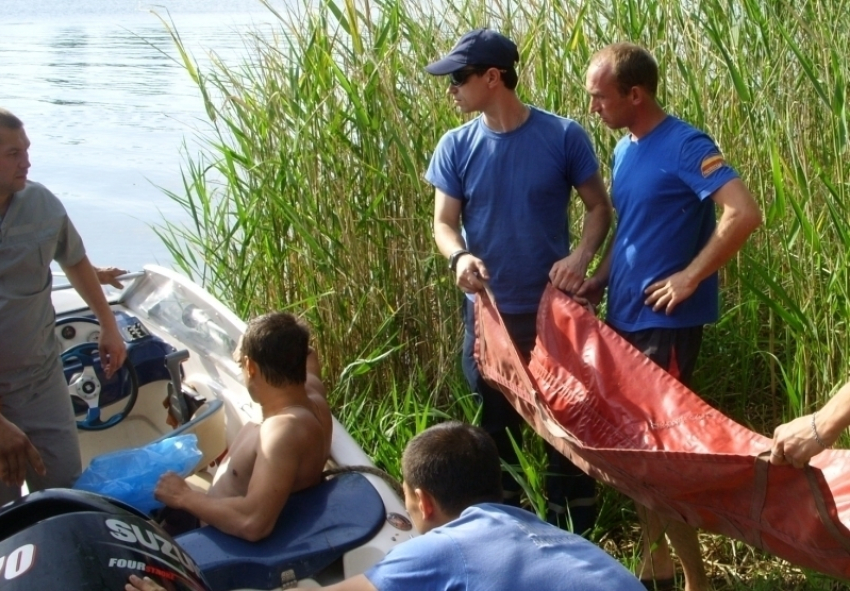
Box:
[607,116,739,331]
[426,107,599,314]
[365,503,644,591]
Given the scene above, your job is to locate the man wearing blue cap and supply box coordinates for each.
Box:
[424,29,613,536]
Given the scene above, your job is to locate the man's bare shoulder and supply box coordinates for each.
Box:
[259,404,327,446]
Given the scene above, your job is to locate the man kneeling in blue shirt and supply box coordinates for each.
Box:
[128,421,642,591]
[305,421,642,591]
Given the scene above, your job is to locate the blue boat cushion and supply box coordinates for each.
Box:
[175,472,386,591]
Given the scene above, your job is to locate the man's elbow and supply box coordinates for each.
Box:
[235,516,275,542]
[598,202,614,226]
[740,205,763,237]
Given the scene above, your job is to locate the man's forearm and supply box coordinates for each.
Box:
[306,348,321,381]
[168,489,271,541]
[816,380,850,444]
[572,202,613,269]
[62,256,120,331]
[306,348,327,399]
[589,240,613,285]
[679,211,760,287]
[433,189,466,259]
[572,171,613,267]
[680,179,761,286]
[434,221,466,258]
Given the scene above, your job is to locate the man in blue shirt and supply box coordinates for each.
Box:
[314,422,644,591]
[425,28,613,535]
[580,44,762,591]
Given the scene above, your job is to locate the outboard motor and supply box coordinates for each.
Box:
[0,489,211,590]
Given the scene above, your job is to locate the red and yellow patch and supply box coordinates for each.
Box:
[700,153,725,177]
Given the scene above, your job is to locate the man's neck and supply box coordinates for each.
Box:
[628,103,667,140]
[0,192,13,218]
[256,383,310,421]
[481,93,529,133]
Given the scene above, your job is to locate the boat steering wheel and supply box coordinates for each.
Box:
[61,342,139,431]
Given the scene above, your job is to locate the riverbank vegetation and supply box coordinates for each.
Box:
[157,0,849,587]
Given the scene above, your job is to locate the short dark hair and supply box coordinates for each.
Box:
[239,312,310,386]
[499,66,518,90]
[464,65,519,90]
[592,43,658,97]
[402,421,503,515]
[0,108,24,131]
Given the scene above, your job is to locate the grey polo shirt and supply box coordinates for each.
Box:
[0,181,85,388]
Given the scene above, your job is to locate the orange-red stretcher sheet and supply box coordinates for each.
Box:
[475,284,850,580]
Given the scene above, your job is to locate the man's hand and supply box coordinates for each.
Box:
[98,325,127,379]
[62,257,128,377]
[0,416,45,487]
[95,267,128,289]
[549,251,590,295]
[126,575,166,591]
[574,275,606,308]
[154,471,191,508]
[455,255,489,294]
[770,414,825,469]
[644,270,698,315]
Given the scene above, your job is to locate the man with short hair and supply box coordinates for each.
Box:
[0,107,127,505]
[154,311,333,542]
[426,28,613,535]
[581,44,762,591]
[304,422,644,590]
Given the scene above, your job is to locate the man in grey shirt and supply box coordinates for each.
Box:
[0,107,127,504]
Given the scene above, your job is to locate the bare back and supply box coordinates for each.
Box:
[209,391,332,500]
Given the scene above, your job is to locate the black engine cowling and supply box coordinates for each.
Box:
[0,489,211,590]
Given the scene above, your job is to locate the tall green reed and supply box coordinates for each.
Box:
[157,0,849,432]
[155,0,850,583]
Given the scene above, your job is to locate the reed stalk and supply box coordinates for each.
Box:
[155,0,850,585]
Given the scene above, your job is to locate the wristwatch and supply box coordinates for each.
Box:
[448,249,470,272]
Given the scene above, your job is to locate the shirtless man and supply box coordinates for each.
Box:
[153,311,332,542]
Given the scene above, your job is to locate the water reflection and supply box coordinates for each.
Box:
[1,0,279,270]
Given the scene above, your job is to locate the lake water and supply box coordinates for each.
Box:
[1,0,286,272]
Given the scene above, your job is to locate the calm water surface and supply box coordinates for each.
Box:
[2,0,286,272]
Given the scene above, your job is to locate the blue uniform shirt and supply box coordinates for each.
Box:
[607,116,739,331]
[366,503,644,591]
[426,107,599,314]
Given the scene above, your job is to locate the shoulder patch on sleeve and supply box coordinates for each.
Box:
[700,153,725,177]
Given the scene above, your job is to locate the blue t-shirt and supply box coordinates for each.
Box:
[365,503,644,591]
[607,116,739,331]
[426,107,599,314]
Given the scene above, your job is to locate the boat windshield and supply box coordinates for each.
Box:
[126,277,239,368]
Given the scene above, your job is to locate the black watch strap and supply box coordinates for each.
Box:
[448,249,470,272]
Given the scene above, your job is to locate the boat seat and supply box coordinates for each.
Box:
[175,472,386,591]
[155,398,226,473]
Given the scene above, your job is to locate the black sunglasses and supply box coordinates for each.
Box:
[449,66,508,87]
[449,67,488,87]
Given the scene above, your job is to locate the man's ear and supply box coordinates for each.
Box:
[415,487,437,521]
[485,67,503,88]
[629,85,646,105]
[244,356,258,378]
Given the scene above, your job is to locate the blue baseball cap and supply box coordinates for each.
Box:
[425,29,519,75]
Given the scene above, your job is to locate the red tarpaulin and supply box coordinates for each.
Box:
[475,284,850,580]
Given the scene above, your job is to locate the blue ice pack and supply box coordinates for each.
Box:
[73,434,202,514]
